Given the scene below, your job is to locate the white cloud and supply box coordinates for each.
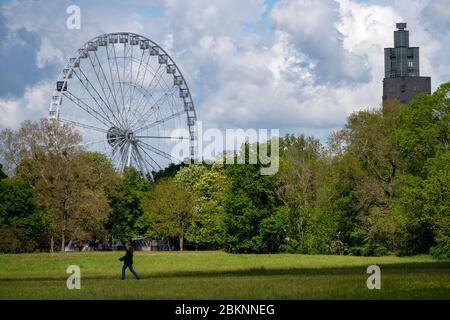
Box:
[36,37,64,68]
[0,81,53,128]
[162,33,174,53]
[270,0,372,85]
[0,0,449,144]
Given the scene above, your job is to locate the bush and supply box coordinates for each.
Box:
[374,246,388,256]
[430,234,450,259]
[258,208,288,253]
[0,225,34,253]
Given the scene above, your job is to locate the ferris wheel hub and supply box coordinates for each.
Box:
[125,130,135,141]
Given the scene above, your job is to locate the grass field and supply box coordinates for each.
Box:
[0,251,448,299]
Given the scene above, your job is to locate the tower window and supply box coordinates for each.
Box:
[400,84,406,92]
[408,61,414,68]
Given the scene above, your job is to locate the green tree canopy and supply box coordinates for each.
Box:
[140,178,194,251]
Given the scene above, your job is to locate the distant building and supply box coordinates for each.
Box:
[383,23,431,104]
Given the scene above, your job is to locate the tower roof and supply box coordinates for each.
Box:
[396,22,407,30]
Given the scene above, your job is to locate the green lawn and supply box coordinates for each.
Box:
[0,251,448,299]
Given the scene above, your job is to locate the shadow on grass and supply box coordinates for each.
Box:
[1,261,449,281]
[150,261,450,280]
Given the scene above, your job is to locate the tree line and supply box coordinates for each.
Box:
[0,82,448,258]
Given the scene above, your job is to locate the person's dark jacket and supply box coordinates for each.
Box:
[119,249,133,265]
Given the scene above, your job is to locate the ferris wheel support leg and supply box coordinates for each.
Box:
[126,144,132,168]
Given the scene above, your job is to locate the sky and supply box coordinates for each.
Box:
[0,0,449,142]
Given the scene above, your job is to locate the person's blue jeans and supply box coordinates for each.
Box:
[121,263,140,280]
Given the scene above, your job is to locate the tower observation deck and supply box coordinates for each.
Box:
[382,23,430,104]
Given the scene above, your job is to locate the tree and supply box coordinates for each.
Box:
[424,150,450,258]
[322,153,366,254]
[106,167,151,241]
[394,83,449,177]
[222,144,283,253]
[391,149,449,257]
[0,118,82,173]
[0,119,79,251]
[0,119,112,251]
[389,82,450,257]
[140,178,194,251]
[21,152,111,251]
[276,135,326,251]
[0,225,33,253]
[174,164,208,190]
[326,101,410,255]
[152,162,186,181]
[335,100,406,198]
[0,178,37,227]
[0,177,47,252]
[175,164,228,247]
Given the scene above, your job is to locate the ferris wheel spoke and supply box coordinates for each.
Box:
[133,146,156,181]
[134,110,186,133]
[110,42,128,123]
[134,56,174,91]
[133,58,171,105]
[115,80,157,130]
[74,67,113,119]
[128,50,145,118]
[131,146,146,172]
[129,54,154,124]
[58,117,108,134]
[78,138,109,147]
[128,52,162,127]
[134,144,158,173]
[118,143,130,172]
[115,146,125,172]
[135,142,163,171]
[129,64,167,127]
[110,143,124,169]
[128,96,159,131]
[88,52,126,127]
[128,44,135,125]
[131,51,152,107]
[131,83,154,105]
[135,135,189,140]
[138,140,182,164]
[122,42,133,126]
[126,141,133,168]
[131,85,179,131]
[120,54,138,128]
[105,44,128,126]
[62,91,113,128]
[71,68,118,127]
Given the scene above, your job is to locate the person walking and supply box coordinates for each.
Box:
[119,241,140,280]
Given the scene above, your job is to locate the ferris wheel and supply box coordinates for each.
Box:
[49,32,197,179]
